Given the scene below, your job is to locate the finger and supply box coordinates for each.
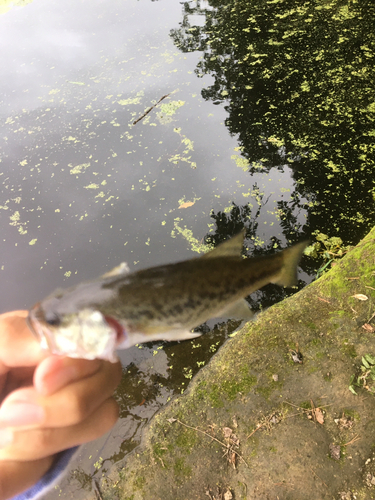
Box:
[0,455,53,499]
[0,366,35,401]
[0,360,122,427]
[0,311,46,368]
[34,356,102,396]
[0,311,28,320]
[0,397,119,461]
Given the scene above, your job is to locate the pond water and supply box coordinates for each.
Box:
[1,0,374,498]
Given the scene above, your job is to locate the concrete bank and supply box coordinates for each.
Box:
[108,227,375,500]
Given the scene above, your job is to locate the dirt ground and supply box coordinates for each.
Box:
[100,228,375,500]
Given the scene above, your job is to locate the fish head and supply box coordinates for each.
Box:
[27,283,120,362]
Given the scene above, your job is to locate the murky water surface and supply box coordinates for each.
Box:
[1,0,374,497]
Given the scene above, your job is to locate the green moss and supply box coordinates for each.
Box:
[221,379,244,400]
[341,341,357,358]
[208,384,225,407]
[134,476,146,490]
[299,401,312,410]
[307,366,320,374]
[310,338,322,346]
[323,372,332,382]
[153,442,171,459]
[222,374,257,400]
[315,351,325,359]
[306,322,317,330]
[175,428,198,452]
[195,380,207,394]
[254,385,273,399]
[207,371,257,406]
[174,457,192,478]
[342,408,360,421]
[334,309,349,317]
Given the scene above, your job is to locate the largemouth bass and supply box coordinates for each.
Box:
[27,232,308,362]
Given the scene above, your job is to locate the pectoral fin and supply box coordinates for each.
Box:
[160,330,203,342]
[215,298,254,321]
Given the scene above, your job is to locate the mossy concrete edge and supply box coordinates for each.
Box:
[111,226,375,500]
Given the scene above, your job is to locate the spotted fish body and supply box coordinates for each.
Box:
[27,232,308,362]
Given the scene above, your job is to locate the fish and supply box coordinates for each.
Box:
[27,231,308,362]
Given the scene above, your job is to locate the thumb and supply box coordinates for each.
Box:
[0,311,47,368]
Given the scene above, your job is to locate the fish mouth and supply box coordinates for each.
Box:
[27,306,126,359]
[104,315,126,344]
[27,304,57,352]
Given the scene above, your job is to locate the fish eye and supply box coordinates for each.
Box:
[45,313,61,326]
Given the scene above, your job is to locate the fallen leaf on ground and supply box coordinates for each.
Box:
[314,408,324,424]
[352,294,368,301]
[329,443,341,460]
[362,323,374,333]
[222,427,233,439]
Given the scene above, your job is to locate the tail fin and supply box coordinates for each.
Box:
[272,240,309,287]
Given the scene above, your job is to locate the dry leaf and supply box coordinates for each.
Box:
[314,408,324,424]
[335,414,353,430]
[222,427,233,439]
[224,489,233,500]
[228,451,236,468]
[329,443,341,460]
[178,201,195,209]
[231,434,240,446]
[352,294,368,301]
[362,323,375,333]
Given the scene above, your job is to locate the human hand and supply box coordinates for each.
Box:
[0,310,122,500]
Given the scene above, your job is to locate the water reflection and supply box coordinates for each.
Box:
[171,0,375,245]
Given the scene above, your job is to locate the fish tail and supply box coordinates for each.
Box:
[272,240,309,287]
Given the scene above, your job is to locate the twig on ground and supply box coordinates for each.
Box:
[308,465,328,488]
[172,418,249,467]
[297,452,328,489]
[246,424,263,439]
[343,434,360,446]
[317,297,331,303]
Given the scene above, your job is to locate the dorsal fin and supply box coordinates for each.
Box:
[101,262,130,279]
[200,230,245,259]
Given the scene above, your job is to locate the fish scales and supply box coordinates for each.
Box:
[27,231,308,362]
[102,255,282,325]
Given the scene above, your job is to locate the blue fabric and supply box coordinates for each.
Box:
[12,447,79,500]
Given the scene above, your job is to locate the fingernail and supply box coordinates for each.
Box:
[0,428,13,449]
[0,402,45,426]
